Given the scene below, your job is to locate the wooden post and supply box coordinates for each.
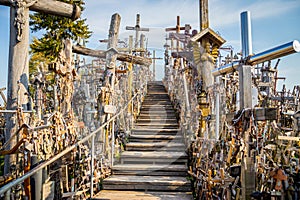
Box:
[199,0,209,31]
[100,12,121,169]
[238,65,252,109]
[128,36,133,114]
[2,0,80,177]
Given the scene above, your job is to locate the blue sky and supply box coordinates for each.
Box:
[1,0,300,92]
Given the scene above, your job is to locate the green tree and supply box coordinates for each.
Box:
[29,0,92,112]
[29,0,92,61]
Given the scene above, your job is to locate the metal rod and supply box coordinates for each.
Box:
[215,77,220,140]
[0,110,33,113]
[241,11,253,57]
[111,119,115,167]
[90,134,95,198]
[248,40,300,65]
[212,40,300,76]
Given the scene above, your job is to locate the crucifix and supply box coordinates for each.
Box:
[0,0,80,177]
[126,14,149,50]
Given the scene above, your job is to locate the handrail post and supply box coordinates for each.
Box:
[111,119,115,167]
[90,134,95,198]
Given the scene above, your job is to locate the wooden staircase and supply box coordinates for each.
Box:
[94,81,192,200]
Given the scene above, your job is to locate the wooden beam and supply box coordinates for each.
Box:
[72,45,106,57]
[72,45,152,66]
[0,0,81,20]
[199,0,209,31]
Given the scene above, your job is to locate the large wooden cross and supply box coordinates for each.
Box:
[0,0,81,175]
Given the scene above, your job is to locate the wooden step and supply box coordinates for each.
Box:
[137,116,177,120]
[135,122,178,126]
[102,175,191,192]
[125,142,185,151]
[141,103,172,107]
[132,130,180,136]
[136,118,177,123]
[141,105,173,109]
[138,112,176,116]
[93,190,193,200]
[112,164,187,176]
[119,151,187,165]
[141,109,175,114]
[129,134,182,143]
[134,125,179,130]
[144,96,169,99]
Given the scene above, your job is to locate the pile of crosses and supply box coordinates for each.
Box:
[163,9,300,200]
[0,0,152,198]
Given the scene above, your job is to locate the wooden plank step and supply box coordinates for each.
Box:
[93,190,193,200]
[112,164,187,176]
[141,105,173,108]
[137,116,177,120]
[132,128,180,132]
[143,99,170,101]
[140,107,175,113]
[132,129,181,135]
[135,123,178,126]
[134,125,179,129]
[140,111,176,114]
[138,112,176,116]
[145,95,168,97]
[136,118,177,123]
[147,92,168,95]
[102,175,191,192]
[129,134,182,142]
[125,142,185,151]
[120,151,187,165]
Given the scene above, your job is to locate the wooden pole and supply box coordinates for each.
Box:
[127,36,133,113]
[5,4,31,175]
[72,45,152,66]
[199,0,209,31]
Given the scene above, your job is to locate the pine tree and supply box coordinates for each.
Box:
[29,0,92,61]
[28,0,92,112]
